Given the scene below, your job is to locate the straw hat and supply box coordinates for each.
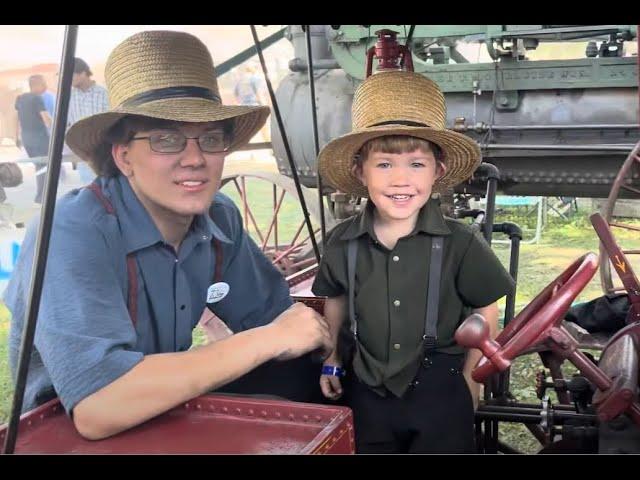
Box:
[318,70,481,197]
[66,30,270,174]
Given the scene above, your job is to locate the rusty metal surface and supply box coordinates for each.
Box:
[593,334,638,421]
[0,394,354,454]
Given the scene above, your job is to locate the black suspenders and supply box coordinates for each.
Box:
[347,236,444,351]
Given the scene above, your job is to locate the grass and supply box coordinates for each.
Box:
[1,186,639,454]
[0,303,12,424]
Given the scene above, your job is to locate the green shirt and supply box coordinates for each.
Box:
[311,198,515,398]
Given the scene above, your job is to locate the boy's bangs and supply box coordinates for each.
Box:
[355,135,444,167]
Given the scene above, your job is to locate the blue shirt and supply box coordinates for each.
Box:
[40,91,55,118]
[5,175,293,413]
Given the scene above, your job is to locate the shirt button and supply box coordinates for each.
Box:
[393,343,401,350]
[393,299,400,307]
[392,255,399,262]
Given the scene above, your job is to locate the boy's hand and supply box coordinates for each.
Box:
[464,373,481,411]
[320,354,344,400]
[320,373,343,400]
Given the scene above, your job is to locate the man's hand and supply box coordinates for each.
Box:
[268,303,332,361]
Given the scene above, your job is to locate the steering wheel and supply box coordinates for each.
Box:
[590,213,640,323]
[455,253,598,383]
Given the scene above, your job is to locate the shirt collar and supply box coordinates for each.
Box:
[339,196,451,241]
[102,176,232,254]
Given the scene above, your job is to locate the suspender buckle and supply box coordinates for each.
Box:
[422,334,437,350]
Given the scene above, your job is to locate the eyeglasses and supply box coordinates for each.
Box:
[131,131,229,154]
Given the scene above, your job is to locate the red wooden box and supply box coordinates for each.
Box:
[0,394,354,454]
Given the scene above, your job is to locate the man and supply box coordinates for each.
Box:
[40,80,56,121]
[66,57,109,183]
[15,74,53,203]
[5,30,331,441]
[233,64,270,142]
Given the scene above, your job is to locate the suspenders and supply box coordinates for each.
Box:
[86,181,223,328]
[347,236,444,351]
[87,182,139,326]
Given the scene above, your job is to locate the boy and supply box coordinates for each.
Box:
[311,70,514,453]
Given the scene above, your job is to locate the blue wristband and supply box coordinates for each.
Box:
[322,365,346,377]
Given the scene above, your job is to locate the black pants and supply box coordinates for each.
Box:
[213,352,323,404]
[344,352,475,454]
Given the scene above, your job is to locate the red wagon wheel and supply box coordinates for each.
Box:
[599,140,640,296]
[219,171,335,277]
[590,213,640,323]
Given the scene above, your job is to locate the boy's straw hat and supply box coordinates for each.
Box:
[318,70,481,197]
[66,30,270,174]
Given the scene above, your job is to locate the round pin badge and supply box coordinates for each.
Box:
[207,282,230,303]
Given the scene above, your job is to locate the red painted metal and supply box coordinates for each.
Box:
[365,29,414,78]
[272,228,320,265]
[0,394,354,454]
[294,296,325,316]
[610,221,640,233]
[262,189,287,251]
[456,253,598,383]
[233,178,265,243]
[590,213,640,322]
[456,250,640,427]
[599,140,640,293]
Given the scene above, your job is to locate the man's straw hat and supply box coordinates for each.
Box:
[318,70,481,197]
[66,30,270,174]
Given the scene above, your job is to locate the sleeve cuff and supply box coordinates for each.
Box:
[57,349,144,414]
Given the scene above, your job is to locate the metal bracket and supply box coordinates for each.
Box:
[495,90,519,111]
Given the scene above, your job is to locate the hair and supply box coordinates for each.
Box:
[92,115,235,177]
[28,74,45,88]
[73,57,92,76]
[354,135,445,169]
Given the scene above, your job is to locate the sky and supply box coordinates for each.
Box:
[0,25,291,82]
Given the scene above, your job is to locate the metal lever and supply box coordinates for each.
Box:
[455,313,511,371]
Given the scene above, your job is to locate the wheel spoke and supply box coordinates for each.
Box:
[232,179,249,232]
[221,172,328,277]
[610,222,640,233]
[233,177,265,243]
[608,287,628,293]
[621,183,640,196]
[289,257,318,270]
[622,250,640,255]
[273,184,279,251]
[272,228,321,265]
[288,219,308,251]
[261,189,287,251]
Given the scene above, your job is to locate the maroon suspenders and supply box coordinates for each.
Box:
[86,182,224,327]
[87,183,139,326]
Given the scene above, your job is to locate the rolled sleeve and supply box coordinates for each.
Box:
[209,197,292,331]
[32,212,143,413]
[311,228,347,298]
[456,229,515,308]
